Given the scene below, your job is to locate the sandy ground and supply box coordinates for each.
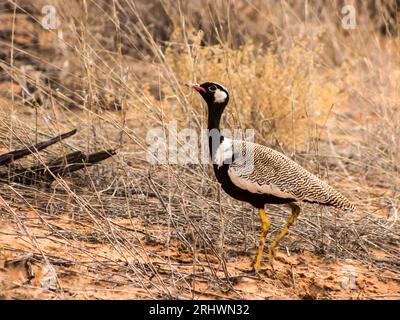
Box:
[1,208,399,300]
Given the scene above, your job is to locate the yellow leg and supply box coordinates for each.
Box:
[253,208,270,272]
[268,203,301,263]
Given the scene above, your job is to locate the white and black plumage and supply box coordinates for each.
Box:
[189,81,355,272]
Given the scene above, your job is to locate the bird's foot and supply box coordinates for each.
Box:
[250,258,278,278]
[252,259,261,271]
[249,263,276,279]
[250,260,261,276]
[267,248,277,275]
[268,247,275,262]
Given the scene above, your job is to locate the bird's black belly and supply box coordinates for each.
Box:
[213,164,295,209]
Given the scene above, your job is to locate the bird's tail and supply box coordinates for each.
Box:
[304,185,356,212]
[325,188,356,212]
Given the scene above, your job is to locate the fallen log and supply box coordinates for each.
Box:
[0,129,77,166]
[0,129,116,186]
[0,149,116,185]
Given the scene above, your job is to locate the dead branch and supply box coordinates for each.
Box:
[0,129,77,166]
[0,149,117,186]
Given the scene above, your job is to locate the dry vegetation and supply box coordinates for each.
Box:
[0,0,399,299]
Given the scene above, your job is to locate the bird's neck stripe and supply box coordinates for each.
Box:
[214,138,233,168]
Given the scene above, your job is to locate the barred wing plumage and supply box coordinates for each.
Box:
[226,140,355,211]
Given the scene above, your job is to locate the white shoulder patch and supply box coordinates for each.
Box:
[214,89,227,103]
[228,167,295,199]
[214,138,233,168]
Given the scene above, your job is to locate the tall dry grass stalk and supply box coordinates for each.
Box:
[0,0,399,299]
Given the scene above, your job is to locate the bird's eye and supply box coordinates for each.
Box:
[209,85,217,92]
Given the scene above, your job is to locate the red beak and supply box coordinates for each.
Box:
[187,83,206,93]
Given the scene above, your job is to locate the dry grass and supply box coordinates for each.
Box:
[0,0,399,299]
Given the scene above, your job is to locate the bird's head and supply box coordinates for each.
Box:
[187,82,229,107]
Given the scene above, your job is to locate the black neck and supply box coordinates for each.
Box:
[207,107,224,131]
[207,103,227,159]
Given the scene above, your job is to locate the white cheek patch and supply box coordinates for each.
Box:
[214,89,227,103]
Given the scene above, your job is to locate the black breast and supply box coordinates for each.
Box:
[213,163,295,209]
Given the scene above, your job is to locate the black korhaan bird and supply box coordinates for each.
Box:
[189,82,355,271]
